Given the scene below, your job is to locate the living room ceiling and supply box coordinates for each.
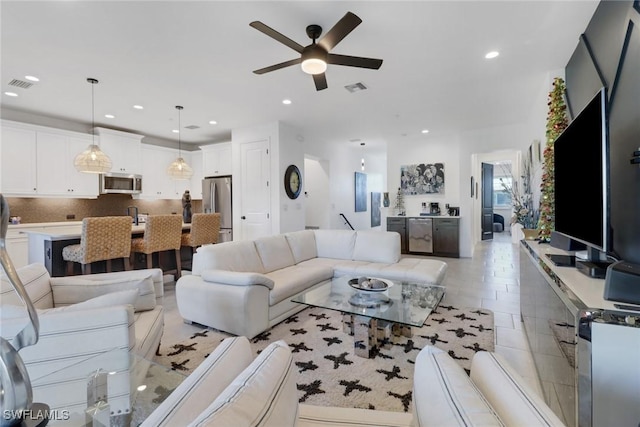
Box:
[0,1,599,149]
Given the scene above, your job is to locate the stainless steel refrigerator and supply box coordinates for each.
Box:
[202,176,232,242]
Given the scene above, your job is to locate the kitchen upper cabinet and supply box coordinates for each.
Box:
[201,142,232,177]
[1,124,38,195]
[36,131,98,197]
[94,127,143,174]
[190,150,204,199]
[140,144,184,199]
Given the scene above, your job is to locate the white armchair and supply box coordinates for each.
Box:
[0,263,165,415]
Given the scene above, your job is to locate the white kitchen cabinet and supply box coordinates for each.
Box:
[189,150,204,199]
[36,131,98,197]
[140,144,184,199]
[1,123,38,195]
[95,127,143,174]
[3,228,30,271]
[201,142,232,177]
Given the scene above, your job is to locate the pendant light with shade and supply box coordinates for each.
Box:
[167,105,193,180]
[74,78,112,173]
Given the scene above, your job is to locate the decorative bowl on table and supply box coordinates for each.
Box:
[348,277,393,292]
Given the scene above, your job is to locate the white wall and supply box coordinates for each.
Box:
[304,156,330,229]
[303,138,387,230]
[231,121,307,237]
[277,122,306,233]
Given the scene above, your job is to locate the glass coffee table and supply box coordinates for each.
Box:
[21,348,186,426]
[292,276,445,358]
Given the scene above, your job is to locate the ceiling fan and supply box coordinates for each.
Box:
[250,11,383,91]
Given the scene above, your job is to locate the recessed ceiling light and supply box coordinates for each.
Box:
[209,120,217,125]
[4,92,18,97]
[282,99,292,105]
[24,75,40,82]
[104,114,115,119]
[133,105,144,110]
[421,129,430,134]
[172,129,179,133]
[485,51,500,59]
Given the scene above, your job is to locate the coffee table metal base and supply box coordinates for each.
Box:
[342,314,414,358]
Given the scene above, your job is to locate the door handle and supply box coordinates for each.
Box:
[241,216,246,220]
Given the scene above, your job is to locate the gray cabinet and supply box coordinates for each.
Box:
[433,218,460,257]
[387,217,407,254]
[387,216,459,257]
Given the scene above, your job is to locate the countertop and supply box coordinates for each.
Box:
[16,222,190,240]
[387,215,462,219]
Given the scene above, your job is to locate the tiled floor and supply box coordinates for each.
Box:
[160,231,543,396]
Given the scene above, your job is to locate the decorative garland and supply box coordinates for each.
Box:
[538,77,569,243]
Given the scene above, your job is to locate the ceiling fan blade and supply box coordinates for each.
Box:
[327,53,383,70]
[253,58,301,75]
[313,73,328,91]
[250,21,305,53]
[318,11,362,51]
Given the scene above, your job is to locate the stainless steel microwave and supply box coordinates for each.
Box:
[100,173,142,194]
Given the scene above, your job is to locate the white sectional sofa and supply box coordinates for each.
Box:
[0,263,165,416]
[143,336,565,427]
[176,229,448,338]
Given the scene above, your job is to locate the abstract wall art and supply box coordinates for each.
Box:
[400,163,445,195]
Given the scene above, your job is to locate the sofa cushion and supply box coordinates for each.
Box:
[133,306,165,359]
[284,230,318,264]
[470,351,565,427]
[40,289,138,313]
[381,258,448,285]
[266,265,333,305]
[192,240,265,275]
[254,235,296,273]
[50,275,156,312]
[141,336,254,427]
[190,340,298,427]
[413,346,503,427]
[298,404,413,427]
[353,231,401,264]
[1,263,53,309]
[202,269,275,289]
[313,229,356,260]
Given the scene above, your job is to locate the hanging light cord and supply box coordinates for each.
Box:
[87,78,99,146]
[176,105,183,157]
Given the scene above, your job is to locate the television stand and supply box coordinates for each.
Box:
[546,253,576,267]
[576,259,613,279]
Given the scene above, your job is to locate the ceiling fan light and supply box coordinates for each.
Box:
[74,144,112,173]
[301,58,327,75]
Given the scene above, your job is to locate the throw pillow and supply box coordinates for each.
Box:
[50,275,155,312]
[190,340,298,427]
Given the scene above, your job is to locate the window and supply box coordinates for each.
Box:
[493,177,512,208]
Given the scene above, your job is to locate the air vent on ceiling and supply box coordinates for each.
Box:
[8,79,33,89]
[344,82,367,93]
[184,125,200,130]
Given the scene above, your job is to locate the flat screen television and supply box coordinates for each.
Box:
[554,87,610,255]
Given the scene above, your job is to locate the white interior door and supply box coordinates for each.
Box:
[240,139,271,240]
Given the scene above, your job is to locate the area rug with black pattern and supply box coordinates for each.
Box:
[154,304,494,413]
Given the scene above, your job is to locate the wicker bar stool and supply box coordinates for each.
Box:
[130,214,183,278]
[62,216,133,275]
[181,213,221,254]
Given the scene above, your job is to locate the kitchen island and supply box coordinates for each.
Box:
[21,221,191,277]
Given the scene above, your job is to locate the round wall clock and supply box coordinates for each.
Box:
[284,164,302,199]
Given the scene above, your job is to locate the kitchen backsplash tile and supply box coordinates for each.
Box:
[5,194,202,224]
